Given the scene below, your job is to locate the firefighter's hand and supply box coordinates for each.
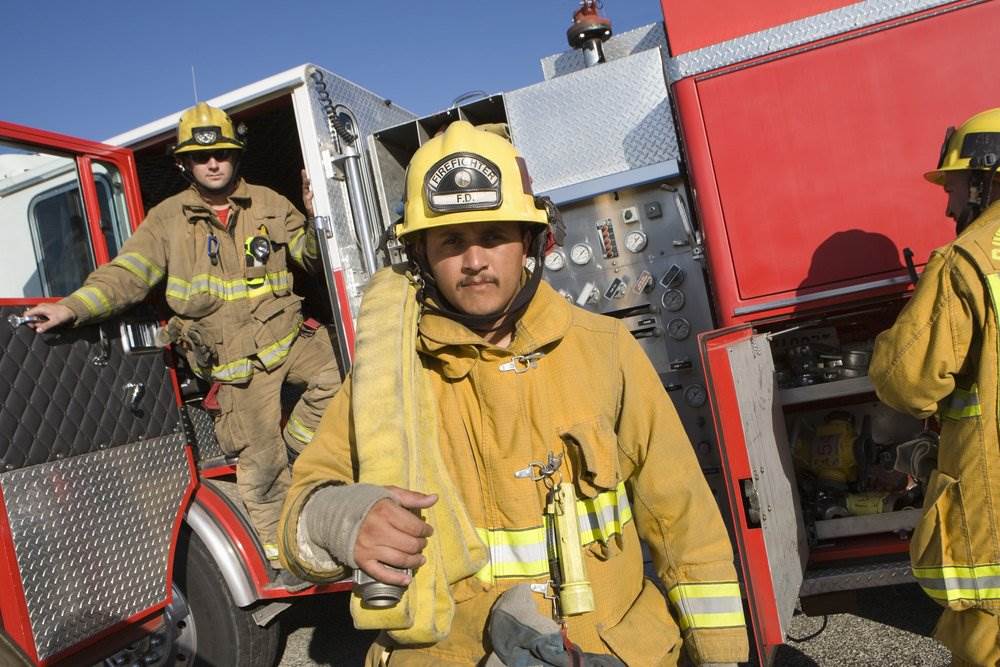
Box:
[354,486,436,587]
[301,169,315,218]
[23,303,75,333]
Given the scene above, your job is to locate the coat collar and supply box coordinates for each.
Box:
[416,280,573,379]
[181,178,252,224]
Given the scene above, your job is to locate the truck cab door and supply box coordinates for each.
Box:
[0,122,193,664]
[700,325,808,665]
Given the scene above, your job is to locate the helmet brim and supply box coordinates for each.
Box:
[174,141,245,155]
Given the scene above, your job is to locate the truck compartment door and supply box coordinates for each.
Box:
[0,122,192,663]
[701,326,807,665]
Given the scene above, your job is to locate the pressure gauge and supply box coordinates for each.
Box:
[624,230,648,253]
[684,384,707,408]
[570,243,593,266]
[667,317,691,341]
[544,250,566,272]
[661,288,685,312]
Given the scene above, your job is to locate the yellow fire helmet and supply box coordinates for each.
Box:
[395,120,549,240]
[925,107,1000,184]
[173,102,246,155]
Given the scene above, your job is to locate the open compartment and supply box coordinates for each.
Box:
[700,295,927,658]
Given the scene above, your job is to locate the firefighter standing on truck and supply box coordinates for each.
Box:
[277,121,748,665]
[24,102,341,588]
[870,108,1000,666]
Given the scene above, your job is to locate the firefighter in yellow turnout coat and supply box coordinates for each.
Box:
[870,109,1000,665]
[26,103,341,574]
[278,122,747,665]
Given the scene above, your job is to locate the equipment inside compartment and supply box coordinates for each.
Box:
[770,328,929,544]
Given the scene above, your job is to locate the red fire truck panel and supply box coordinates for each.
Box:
[660,0,856,55]
[672,0,997,324]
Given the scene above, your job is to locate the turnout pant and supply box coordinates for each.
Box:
[214,327,341,556]
[936,607,1000,667]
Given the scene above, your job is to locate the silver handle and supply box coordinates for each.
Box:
[7,314,43,329]
[122,382,145,410]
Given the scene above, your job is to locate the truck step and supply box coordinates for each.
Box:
[800,559,913,597]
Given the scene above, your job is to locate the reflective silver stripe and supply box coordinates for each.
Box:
[474,526,550,582]
[288,228,307,264]
[473,485,635,584]
[71,286,112,317]
[942,385,981,420]
[667,0,965,81]
[285,415,314,445]
[913,564,1000,603]
[578,481,633,544]
[257,327,298,369]
[111,252,163,287]
[208,358,253,383]
[667,582,745,630]
[166,272,290,302]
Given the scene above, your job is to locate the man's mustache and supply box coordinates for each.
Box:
[459,275,499,287]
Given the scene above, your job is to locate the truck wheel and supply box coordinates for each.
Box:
[173,530,281,666]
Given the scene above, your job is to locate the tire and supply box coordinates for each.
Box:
[174,530,281,666]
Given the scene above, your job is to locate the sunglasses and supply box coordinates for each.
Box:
[187,149,235,164]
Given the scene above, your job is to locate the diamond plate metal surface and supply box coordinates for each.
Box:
[541,23,668,80]
[800,559,914,596]
[305,66,415,316]
[667,0,964,81]
[506,48,678,196]
[181,404,225,465]
[1,307,181,471]
[0,433,189,660]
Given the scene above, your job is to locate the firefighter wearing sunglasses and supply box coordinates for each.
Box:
[25,102,341,590]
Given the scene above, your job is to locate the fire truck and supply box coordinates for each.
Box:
[1,0,997,664]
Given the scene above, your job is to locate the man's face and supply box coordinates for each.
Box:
[184,149,237,193]
[423,222,530,317]
[943,170,972,221]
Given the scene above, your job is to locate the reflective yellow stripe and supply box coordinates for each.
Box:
[166,271,291,302]
[288,228,307,264]
[110,252,163,287]
[257,326,298,370]
[205,358,253,383]
[668,582,746,631]
[578,481,632,544]
[474,526,550,584]
[202,324,299,383]
[71,286,112,317]
[473,484,633,584]
[913,563,1000,604]
[985,273,1000,423]
[285,415,315,445]
[942,384,981,420]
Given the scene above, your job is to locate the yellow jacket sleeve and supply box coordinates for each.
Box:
[278,376,357,579]
[283,200,321,275]
[870,248,981,419]
[58,212,169,325]
[614,325,749,664]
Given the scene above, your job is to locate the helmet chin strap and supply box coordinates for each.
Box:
[411,228,547,335]
[956,167,1000,234]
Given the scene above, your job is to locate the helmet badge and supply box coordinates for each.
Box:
[192,126,221,146]
[424,152,502,213]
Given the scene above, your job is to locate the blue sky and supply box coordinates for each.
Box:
[2,2,663,142]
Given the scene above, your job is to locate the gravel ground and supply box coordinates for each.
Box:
[277,583,952,666]
[775,584,951,666]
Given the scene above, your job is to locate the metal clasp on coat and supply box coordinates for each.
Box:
[499,352,545,374]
